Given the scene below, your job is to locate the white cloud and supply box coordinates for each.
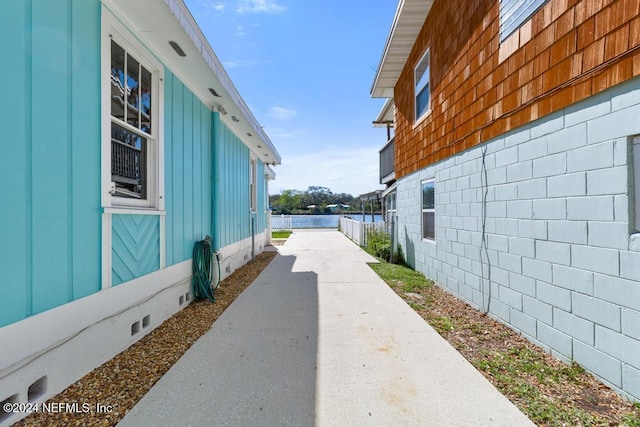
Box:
[236,0,286,14]
[270,148,383,196]
[268,106,297,121]
[201,1,224,11]
[236,25,246,36]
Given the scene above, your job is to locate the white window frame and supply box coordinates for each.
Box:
[386,192,397,224]
[634,136,640,233]
[250,157,257,212]
[101,9,164,211]
[422,179,435,241]
[414,49,431,122]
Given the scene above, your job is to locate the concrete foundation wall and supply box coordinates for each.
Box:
[395,76,640,401]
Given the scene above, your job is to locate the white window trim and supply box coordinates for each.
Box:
[386,192,397,218]
[264,173,269,214]
[101,8,165,212]
[422,179,435,242]
[100,6,166,289]
[634,136,640,233]
[414,48,431,123]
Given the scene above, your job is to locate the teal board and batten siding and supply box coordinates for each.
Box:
[211,113,269,249]
[213,114,249,249]
[256,160,267,231]
[111,215,160,286]
[0,0,102,328]
[163,70,213,266]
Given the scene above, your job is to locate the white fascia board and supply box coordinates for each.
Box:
[104,0,281,166]
[381,181,398,197]
[265,165,276,180]
[371,0,434,98]
[164,0,281,165]
[373,97,395,127]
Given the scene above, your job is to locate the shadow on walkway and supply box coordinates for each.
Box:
[120,230,533,427]
[118,254,318,427]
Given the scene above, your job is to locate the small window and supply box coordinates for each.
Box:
[250,158,257,212]
[500,0,547,42]
[414,49,430,121]
[634,136,640,232]
[386,192,397,224]
[422,180,435,240]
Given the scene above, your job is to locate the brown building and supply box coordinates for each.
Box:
[372,0,640,401]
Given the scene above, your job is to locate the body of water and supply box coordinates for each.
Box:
[273,214,384,229]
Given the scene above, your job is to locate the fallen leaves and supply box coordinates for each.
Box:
[387,277,640,426]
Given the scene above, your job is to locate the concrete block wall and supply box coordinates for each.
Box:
[396,76,640,401]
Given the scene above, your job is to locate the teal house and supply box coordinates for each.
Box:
[0,1,280,423]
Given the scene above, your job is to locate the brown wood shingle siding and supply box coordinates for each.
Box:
[394,0,640,179]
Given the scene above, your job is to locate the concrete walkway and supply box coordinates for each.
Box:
[118,229,533,427]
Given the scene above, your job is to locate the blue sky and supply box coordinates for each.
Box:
[183,0,398,196]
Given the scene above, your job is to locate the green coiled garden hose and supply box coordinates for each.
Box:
[192,235,220,302]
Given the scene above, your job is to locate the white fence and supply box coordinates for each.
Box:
[271,214,293,231]
[340,216,386,246]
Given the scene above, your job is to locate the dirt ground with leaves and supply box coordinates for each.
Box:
[384,271,640,427]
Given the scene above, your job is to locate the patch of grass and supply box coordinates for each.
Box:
[368,262,432,293]
[408,302,427,311]
[622,403,640,427]
[272,230,292,239]
[429,316,456,334]
[524,400,599,427]
[474,346,600,425]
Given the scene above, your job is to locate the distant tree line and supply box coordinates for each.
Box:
[270,186,363,214]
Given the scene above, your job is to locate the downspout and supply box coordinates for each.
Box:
[211,112,220,251]
[390,215,395,263]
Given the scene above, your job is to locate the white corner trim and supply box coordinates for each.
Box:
[101,212,112,290]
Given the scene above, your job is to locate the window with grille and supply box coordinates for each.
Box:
[422,180,435,240]
[108,38,158,206]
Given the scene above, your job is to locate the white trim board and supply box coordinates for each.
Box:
[0,260,192,426]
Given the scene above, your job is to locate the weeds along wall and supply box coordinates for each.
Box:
[395,75,640,401]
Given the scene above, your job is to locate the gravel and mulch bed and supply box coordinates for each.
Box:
[16,251,277,427]
[370,261,640,427]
